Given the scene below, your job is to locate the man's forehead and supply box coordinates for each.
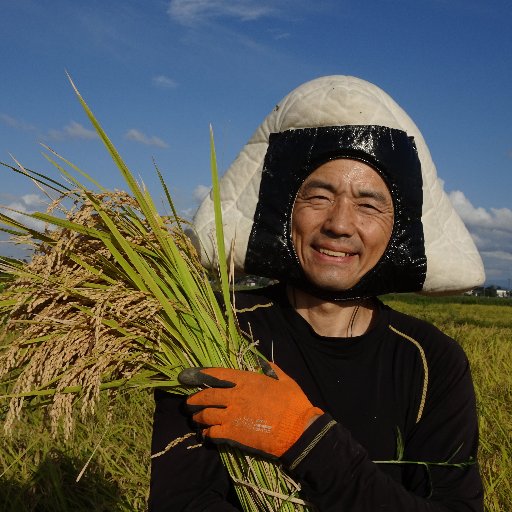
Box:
[301,159,390,194]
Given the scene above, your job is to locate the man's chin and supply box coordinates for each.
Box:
[307,278,355,294]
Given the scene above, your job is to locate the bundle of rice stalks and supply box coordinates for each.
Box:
[0,79,311,511]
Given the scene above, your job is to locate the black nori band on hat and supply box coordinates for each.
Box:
[245,125,426,301]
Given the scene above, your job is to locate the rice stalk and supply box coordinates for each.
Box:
[0,77,311,511]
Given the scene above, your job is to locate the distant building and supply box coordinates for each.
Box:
[468,286,509,298]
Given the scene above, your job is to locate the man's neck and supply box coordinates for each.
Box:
[286,285,377,338]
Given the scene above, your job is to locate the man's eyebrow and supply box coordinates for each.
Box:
[356,188,390,203]
[301,180,390,203]
[300,179,337,194]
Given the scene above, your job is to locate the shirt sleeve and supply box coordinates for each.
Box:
[148,390,241,512]
[280,344,484,512]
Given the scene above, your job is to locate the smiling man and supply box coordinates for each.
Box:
[149,77,484,511]
[288,157,395,340]
[293,158,394,293]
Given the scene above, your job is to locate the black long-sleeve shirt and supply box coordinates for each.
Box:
[149,285,483,511]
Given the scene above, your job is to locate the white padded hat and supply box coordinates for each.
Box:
[193,76,484,296]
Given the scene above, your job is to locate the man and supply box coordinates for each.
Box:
[149,76,484,511]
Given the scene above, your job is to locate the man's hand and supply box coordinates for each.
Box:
[178,361,323,458]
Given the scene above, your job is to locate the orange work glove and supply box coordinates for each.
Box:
[178,360,323,459]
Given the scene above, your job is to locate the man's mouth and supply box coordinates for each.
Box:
[318,248,354,258]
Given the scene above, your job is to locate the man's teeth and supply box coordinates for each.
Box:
[319,248,352,257]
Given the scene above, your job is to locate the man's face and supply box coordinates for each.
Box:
[292,158,394,292]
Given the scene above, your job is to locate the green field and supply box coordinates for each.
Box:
[1,295,511,511]
[383,295,512,511]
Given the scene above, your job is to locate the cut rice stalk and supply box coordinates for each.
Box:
[0,77,311,511]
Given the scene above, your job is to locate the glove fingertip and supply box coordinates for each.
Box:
[258,356,279,380]
[179,367,236,389]
[202,424,221,441]
[178,367,205,386]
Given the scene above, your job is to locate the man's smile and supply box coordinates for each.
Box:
[291,159,394,291]
[317,247,356,258]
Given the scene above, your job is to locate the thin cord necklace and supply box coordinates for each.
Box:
[347,305,360,338]
[291,287,361,338]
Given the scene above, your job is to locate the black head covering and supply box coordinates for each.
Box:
[244,125,426,300]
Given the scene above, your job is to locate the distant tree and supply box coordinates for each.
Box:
[473,286,498,297]
[485,286,498,297]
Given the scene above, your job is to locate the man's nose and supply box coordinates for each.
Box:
[322,199,356,236]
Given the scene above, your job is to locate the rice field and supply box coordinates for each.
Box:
[383,294,512,512]
[1,294,511,511]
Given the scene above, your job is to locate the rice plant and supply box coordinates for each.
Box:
[383,295,512,511]
[0,77,311,511]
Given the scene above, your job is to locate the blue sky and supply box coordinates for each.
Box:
[1,0,511,288]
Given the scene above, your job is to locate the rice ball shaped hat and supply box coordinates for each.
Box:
[193,75,485,299]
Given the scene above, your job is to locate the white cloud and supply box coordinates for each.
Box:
[180,207,196,219]
[449,190,512,233]
[1,113,36,131]
[273,31,290,40]
[481,250,512,262]
[125,129,169,148]
[46,121,98,141]
[0,194,47,232]
[21,194,46,207]
[479,251,512,286]
[168,0,275,25]
[153,75,178,89]
[267,28,290,40]
[176,185,211,220]
[193,184,210,202]
[449,190,512,285]
[64,121,99,140]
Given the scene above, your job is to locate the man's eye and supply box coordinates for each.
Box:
[359,203,379,211]
[307,195,332,205]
